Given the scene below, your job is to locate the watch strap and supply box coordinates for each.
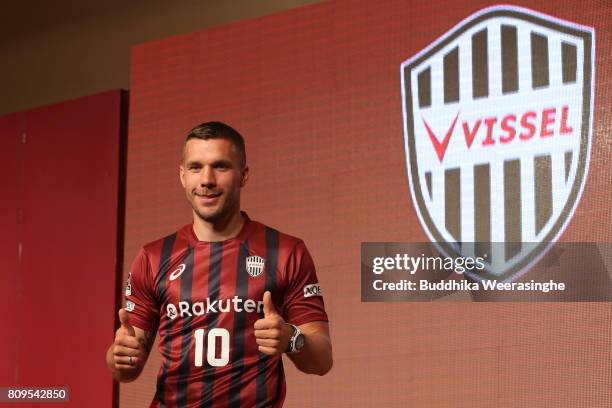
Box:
[285,323,302,353]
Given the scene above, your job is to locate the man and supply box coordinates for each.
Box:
[106,122,332,407]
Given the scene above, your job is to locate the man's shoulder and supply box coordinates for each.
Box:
[141,224,192,256]
[248,218,305,253]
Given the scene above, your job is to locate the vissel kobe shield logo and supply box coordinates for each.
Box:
[401,6,594,281]
[246,255,265,278]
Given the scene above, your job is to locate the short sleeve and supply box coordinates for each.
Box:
[124,248,160,332]
[281,241,328,326]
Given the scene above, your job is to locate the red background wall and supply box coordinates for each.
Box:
[124,1,611,407]
[0,90,126,407]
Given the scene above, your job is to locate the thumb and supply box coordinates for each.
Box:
[118,308,136,337]
[262,291,278,317]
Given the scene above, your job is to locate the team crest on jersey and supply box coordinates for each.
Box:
[400,5,594,281]
[125,271,132,296]
[245,255,265,278]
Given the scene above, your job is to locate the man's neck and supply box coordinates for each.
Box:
[192,211,245,242]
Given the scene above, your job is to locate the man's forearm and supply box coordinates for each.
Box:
[287,330,333,375]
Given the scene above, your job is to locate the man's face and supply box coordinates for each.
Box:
[180,138,248,224]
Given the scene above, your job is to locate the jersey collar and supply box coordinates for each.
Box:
[187,211,253,246]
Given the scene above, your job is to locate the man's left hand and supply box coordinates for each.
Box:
[254,291,292,355]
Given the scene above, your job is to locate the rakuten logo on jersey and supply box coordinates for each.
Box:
[166,296,264,320]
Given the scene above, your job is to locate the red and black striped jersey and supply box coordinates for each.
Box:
[124,212,328,408]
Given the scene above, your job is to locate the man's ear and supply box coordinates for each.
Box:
[240,165,250,187]
[179,165,186,188]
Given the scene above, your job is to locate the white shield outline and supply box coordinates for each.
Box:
[400,5,595,281]
[246,255,266,278]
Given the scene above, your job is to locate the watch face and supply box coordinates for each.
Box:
[295,333,305,350]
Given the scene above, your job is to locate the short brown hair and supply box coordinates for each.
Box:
[184,121,246,169]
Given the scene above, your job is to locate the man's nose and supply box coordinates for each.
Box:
[200,166,216,187]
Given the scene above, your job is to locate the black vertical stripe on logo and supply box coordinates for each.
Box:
[562,42,577,84]
[255,228,279,407]
[564,151,573,182]
[531,32,550,89]
[474,163,491,259]
[535,155,552,234]
[504,159,521,261]
[153,233,177,408]
[425,171,433,200]
[472,28,489,98]
[175,247,195,407]
[418,67,432,108]
[200,242,223,407]
[501,25,518,94]
[228,242,250,408]
[443,47,459,104]
[444,167,461,242]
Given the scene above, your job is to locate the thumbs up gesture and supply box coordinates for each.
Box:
[253,291,292,356]
[112,309,141,370]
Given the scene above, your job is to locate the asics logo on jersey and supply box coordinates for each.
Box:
[166,296,265,320]
[169,263,186,281]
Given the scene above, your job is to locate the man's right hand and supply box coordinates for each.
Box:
[111,309,142,371]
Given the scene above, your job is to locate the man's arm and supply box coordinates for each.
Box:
[106,309,157,383]
[254,292,333,376]
[285,321,332,375]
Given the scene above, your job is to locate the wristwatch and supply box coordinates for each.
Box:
[285,323,305,354]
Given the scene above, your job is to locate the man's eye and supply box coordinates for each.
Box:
[189,166,201,171]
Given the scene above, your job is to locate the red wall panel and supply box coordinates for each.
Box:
[0,112,25,387]
[126,1,612,407]
[0,90,126,407]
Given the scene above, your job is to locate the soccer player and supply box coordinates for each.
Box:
[106,122,332,407]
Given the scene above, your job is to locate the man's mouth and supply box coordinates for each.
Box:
[195,191,222,204]
[195,189,221,197]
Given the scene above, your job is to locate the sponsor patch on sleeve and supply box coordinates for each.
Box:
[125,271,132,296]
[303,283,322,298]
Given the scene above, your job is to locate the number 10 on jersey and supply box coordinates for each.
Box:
[194,328,230,367]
